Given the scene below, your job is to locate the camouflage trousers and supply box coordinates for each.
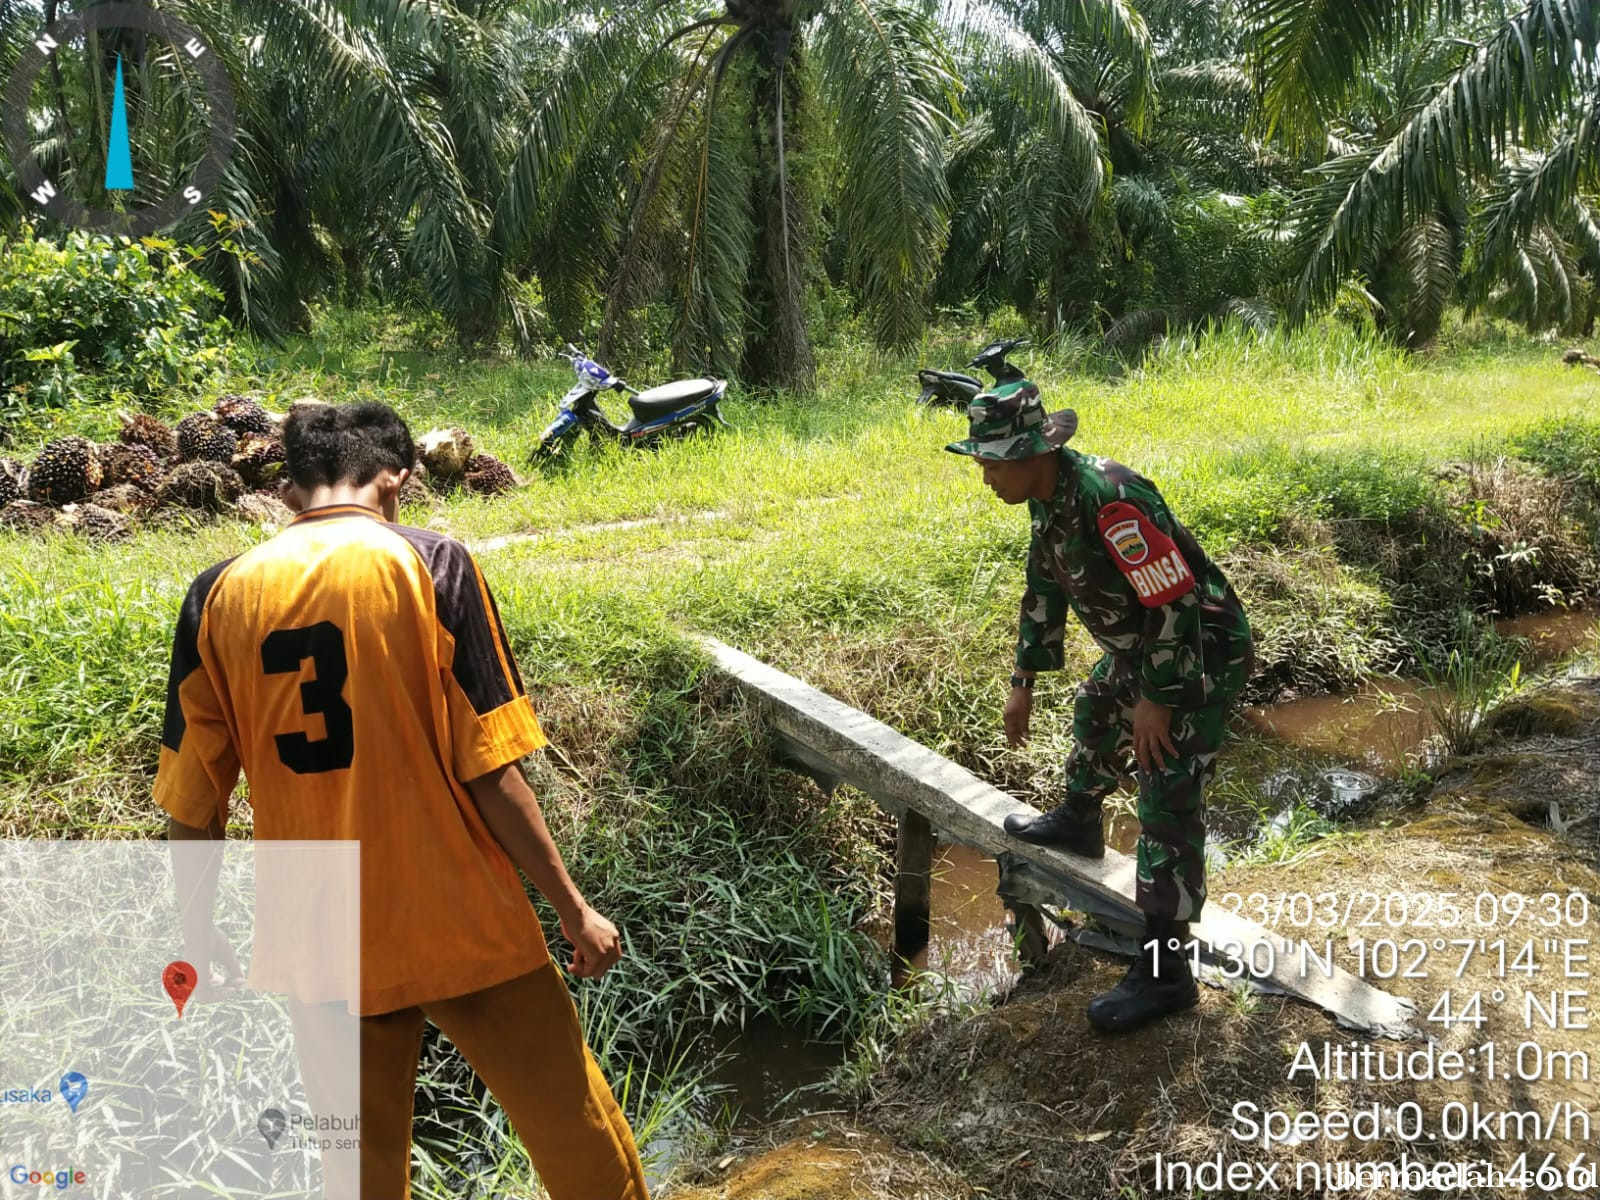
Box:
[1062,640,1250,922]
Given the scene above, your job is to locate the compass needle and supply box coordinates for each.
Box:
[105,55,134,193]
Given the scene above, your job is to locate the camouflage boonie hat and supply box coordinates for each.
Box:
[944,379,1077,462]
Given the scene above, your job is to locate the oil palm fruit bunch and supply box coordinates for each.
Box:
[232,434,286,487]
[1,501,56,532]
[417,428,475,478]
[398,474,434,507]
[118,412,178,461]
[99,442,165,490]
[235,492,294,526]
[94,484,155,515]
[176,412,240,464]
[463,454,516,496]
[0,459,26,507]
[214,394,276,436]
[157,461,246,512]
[58,503,130,541]
[28,436,102,503]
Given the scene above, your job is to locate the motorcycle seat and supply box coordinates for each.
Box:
[629,379,722,420]
[920,369,983,389]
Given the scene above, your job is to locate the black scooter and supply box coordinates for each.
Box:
[915,339,1030,408]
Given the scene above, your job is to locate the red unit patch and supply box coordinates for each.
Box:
[1096,501,1196,607]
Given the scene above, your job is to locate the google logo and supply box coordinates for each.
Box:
[7,1165,86,1189]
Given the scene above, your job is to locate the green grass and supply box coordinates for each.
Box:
[5,312,1600,1189]
[1413,609,1528,757]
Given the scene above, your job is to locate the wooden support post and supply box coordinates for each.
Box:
[1003,899,1049,968]
[997,851,1049,966]
[891,810,934,982]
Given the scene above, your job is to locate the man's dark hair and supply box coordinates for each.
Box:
[283,402,415,491]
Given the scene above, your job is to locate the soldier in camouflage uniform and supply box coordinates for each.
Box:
[947,379,1253,1032]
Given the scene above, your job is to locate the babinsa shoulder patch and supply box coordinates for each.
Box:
[1096,501,1195,607]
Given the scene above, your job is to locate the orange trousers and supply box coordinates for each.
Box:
[292,964,649,1199]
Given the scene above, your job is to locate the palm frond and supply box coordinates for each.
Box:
[1242,0,1466,145]
[600,24,728,358]
[948,7,1108,210]
[1030,0,1157,131]
[1104,305,1175,349]
[1221,294,1280,332]
[1569,196,1600,269]
[1160,58,1252,104]
[493,4,687,270]
[1112,174,1170,240]
[814,1,960,349]
[1398,210,1458,346]
[1287,1,1600,317]
[676,62,757,376]
[1471,97,1600,284]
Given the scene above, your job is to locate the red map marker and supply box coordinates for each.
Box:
[163,961,197,1018]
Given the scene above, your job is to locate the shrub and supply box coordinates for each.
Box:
[1512,416,1600,499]
[1414,609,1526,757]
[0,227,234,431]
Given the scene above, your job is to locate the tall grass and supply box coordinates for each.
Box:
[1414,610,1527,757]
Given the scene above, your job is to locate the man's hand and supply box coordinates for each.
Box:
[1003,685,1033,747]
[185,920,246,1003]
[467,762,622,978]
[168,814,243,1002]
[561,905,623,979]
[1132,697,1178,775]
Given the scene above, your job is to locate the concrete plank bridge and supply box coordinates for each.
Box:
[700,637,1417,1039]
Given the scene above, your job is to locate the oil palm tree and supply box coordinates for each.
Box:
[932,0,1156,331]
[497,0,1154,391]
[935,0,1297,348]
[1244,0,1600,329]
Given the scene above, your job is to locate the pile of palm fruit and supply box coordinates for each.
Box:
[0,398,518,541]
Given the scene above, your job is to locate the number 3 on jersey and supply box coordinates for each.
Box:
[262,622,355,773]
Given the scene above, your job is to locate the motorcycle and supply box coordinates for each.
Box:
[915,338,1031,408]
[531,346,730,460]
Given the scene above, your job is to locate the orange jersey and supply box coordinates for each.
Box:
[154,504,551,1015]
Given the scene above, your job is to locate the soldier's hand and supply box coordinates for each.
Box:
[1004,686,1033,747]
[1132,697,1178,774]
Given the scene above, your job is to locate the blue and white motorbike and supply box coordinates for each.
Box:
[532,346,730,461]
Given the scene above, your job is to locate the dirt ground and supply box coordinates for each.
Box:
[667,682,1600,1200]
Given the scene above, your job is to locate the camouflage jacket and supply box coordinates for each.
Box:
[1017,447,1251,708]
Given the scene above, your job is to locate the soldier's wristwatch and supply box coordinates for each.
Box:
[1010,674,1035,690]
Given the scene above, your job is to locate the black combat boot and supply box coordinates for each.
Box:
[1086,916,1199,1033]
[1002,804,1105,858]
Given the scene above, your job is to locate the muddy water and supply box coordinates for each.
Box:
[1240,681,1441,772]
[1497,607,1599,662]
[911,840,1035,996]
[1241,609,1598,771]
[700,1016,849,1122]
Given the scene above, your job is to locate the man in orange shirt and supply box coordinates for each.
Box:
[157,401,649,1199]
